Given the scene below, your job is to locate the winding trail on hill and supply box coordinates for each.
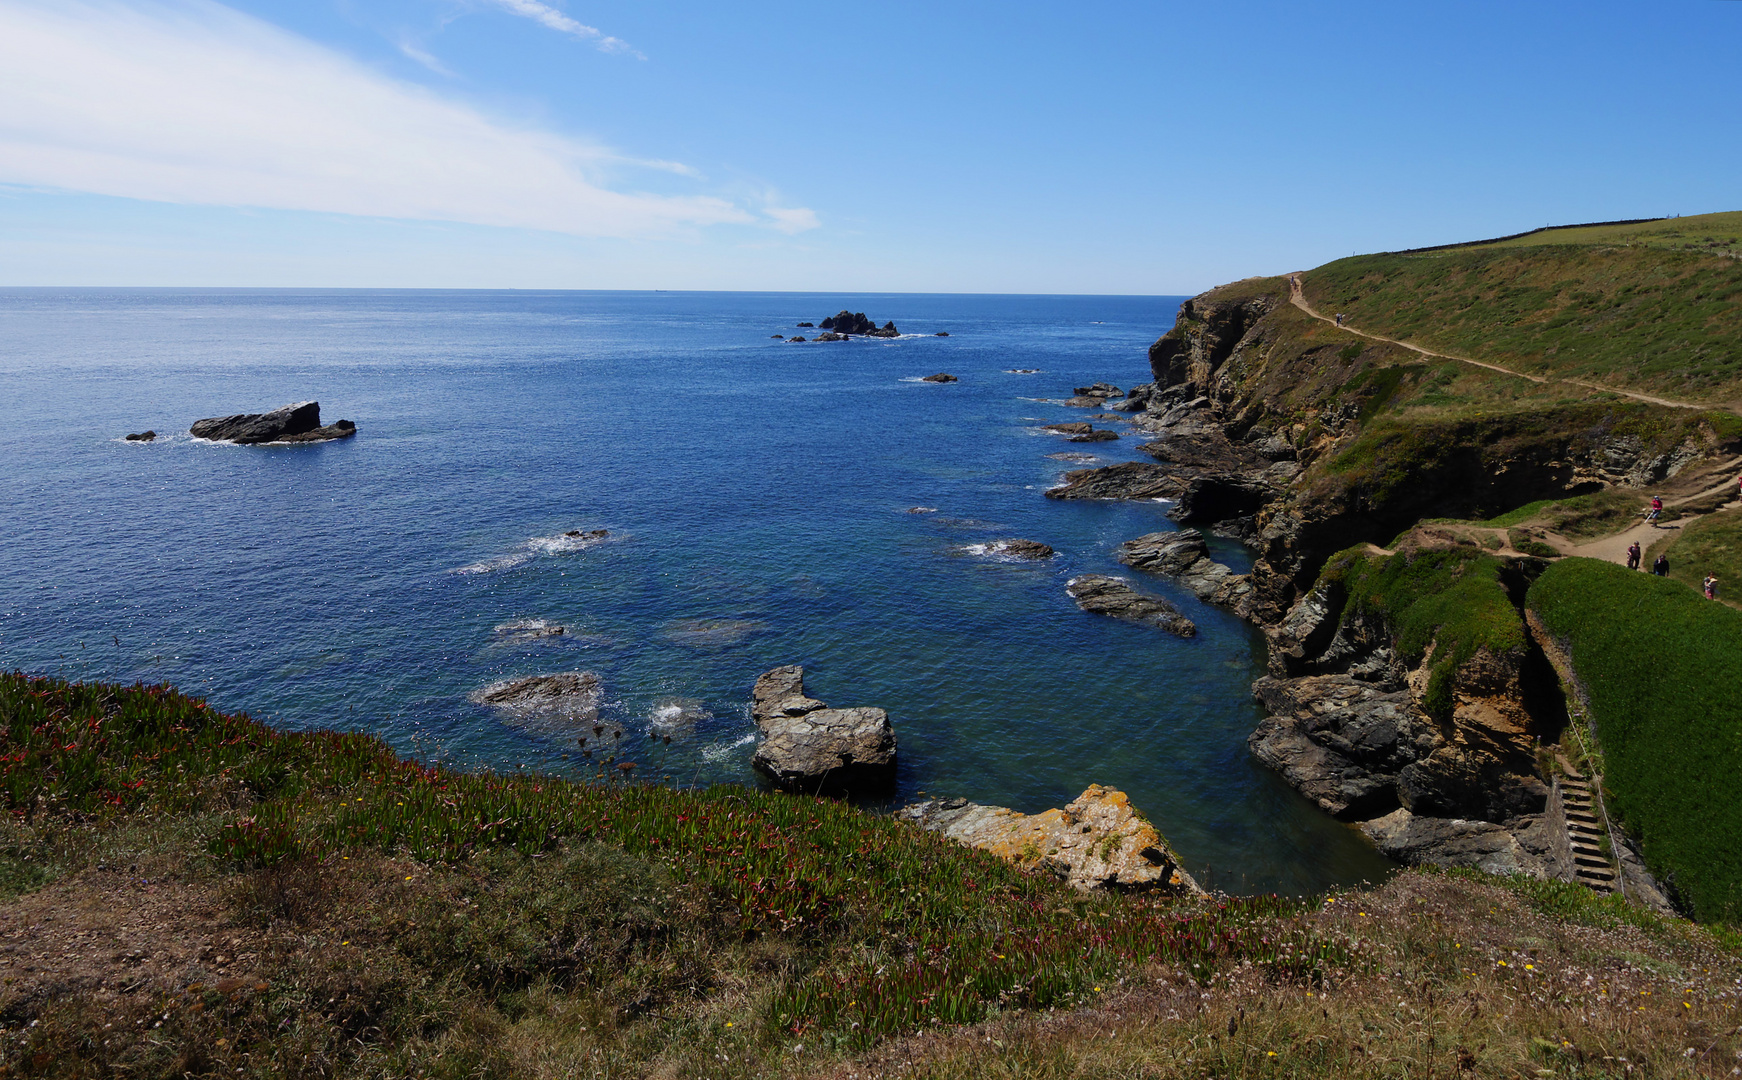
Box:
[1287,275,1712,413]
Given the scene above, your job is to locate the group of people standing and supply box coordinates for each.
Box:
[1624,538,1719,599]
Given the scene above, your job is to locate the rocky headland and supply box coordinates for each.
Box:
[190,400,356,444]
[1040,268,1742,887]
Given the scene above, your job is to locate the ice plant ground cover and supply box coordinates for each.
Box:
[1,671,1739,1078]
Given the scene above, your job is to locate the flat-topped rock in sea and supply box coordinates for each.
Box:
[1046,462,1183,501]
[1065,575,1196,637]
[1117,529,1253,607]
[1068,429,1119,443]
[751,666,896,794]
[190,401,356,445]
[896,785,1203,895]
[921,372,958,383]
[818,311,900,338]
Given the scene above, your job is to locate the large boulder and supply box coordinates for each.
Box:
[1248,674,1435,819]
[190,401,355,444]
[1065,575,1196,638]
[896,785,1203,895]
[750,666,895,794]
[1359,808,1547,877]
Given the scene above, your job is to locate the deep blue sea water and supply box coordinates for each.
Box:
[0,289,1393,894]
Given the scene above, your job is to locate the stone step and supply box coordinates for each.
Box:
[1566,811,1600,824]
[1575,856,1614,871]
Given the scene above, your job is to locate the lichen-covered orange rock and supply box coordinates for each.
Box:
[896,785,1204,895]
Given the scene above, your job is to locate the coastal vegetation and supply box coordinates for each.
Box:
[1297,211,1742,405]
[1527,560,1742,922]
[1649,505,1742,605]
[3,671,1740,1078]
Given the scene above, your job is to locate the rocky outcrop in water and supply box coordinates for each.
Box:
[1046,462,1183,501]
[896,785,1203,895]
[1065,575,1196,637]
[190,401,356,445]
[751,666,896,794]
[818,311,900,337]
[125,431,156,442]
[922,373,958,383]
[1116,529,1252,607]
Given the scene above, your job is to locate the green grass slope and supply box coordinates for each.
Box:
[1300,210,1742,405]
[1527,558,1742,922]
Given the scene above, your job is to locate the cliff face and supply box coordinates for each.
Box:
[1099,277,1737,877]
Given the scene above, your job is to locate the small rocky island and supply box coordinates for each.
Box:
[818,310,900,338]
[1065,575,1197,638]
[751,666,896,794]
[190,401,355,444]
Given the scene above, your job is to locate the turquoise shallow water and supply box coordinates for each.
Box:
[0,288,1393,894]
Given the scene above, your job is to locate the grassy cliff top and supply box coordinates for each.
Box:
[1298,211,1742,407]
[3,673,1739,1078]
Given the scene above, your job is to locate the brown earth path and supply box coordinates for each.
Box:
[1287,275,1714,413]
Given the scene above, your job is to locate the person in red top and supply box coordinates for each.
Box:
[1647,495,1664,523]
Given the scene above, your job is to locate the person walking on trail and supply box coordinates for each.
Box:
[1705,574,1719,600]
[1626,541,1642,570]
[1653,553,1670,576]
[1334,313,1346,327]
[1647,495,1664,524]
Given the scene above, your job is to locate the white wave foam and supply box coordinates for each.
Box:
[453,528,616,575]
[701,733,756,762]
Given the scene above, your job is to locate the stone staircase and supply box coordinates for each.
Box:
[1559,768,1619,893]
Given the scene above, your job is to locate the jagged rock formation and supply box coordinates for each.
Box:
[125,431,156,442]
[469,672,603,739]
[970,539,1055,560]
[1065,575,1196,638]
[818,311,900,337]
[1116,529,1252,607]
[896,785,1203,895]
[750,666,896,794]
[190,401,356,445]
[1046,462,1183,501]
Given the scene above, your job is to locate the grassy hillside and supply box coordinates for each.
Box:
[3,673,1739,1078]
[1527,559,1742,922]
[1649,504,1742,607]
[1299,210,1742,405]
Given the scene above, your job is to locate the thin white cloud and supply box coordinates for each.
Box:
[0,0,800,238]
[764,206,821,235]
[486,0,642,58]
[397,37,454,76]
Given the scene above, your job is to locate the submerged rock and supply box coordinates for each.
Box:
[191,401,355,444]
[1065,575,1196,638]
[750,666,895,794]
[1068,429,1119,443]
[896,785,1203,895]
[491,619,568,643]
[469,672,602,732]
[921,373,958,383]
[968,538,1055,560]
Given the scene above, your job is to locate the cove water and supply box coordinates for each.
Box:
[0,289,1394,894]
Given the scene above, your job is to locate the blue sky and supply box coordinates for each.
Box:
[1,0,1737,292]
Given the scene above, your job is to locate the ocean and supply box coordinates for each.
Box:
[0,288,1393,894]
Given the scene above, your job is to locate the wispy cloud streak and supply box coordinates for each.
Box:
[487,0,642,57]
[0,0,783,238]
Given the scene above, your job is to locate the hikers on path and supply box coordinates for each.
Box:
[1626,541,1642,570]
[1653,553,1670,576]
[1334,313,1346,327]
[1705,574,1719,600]
[1646,495,1664,524]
